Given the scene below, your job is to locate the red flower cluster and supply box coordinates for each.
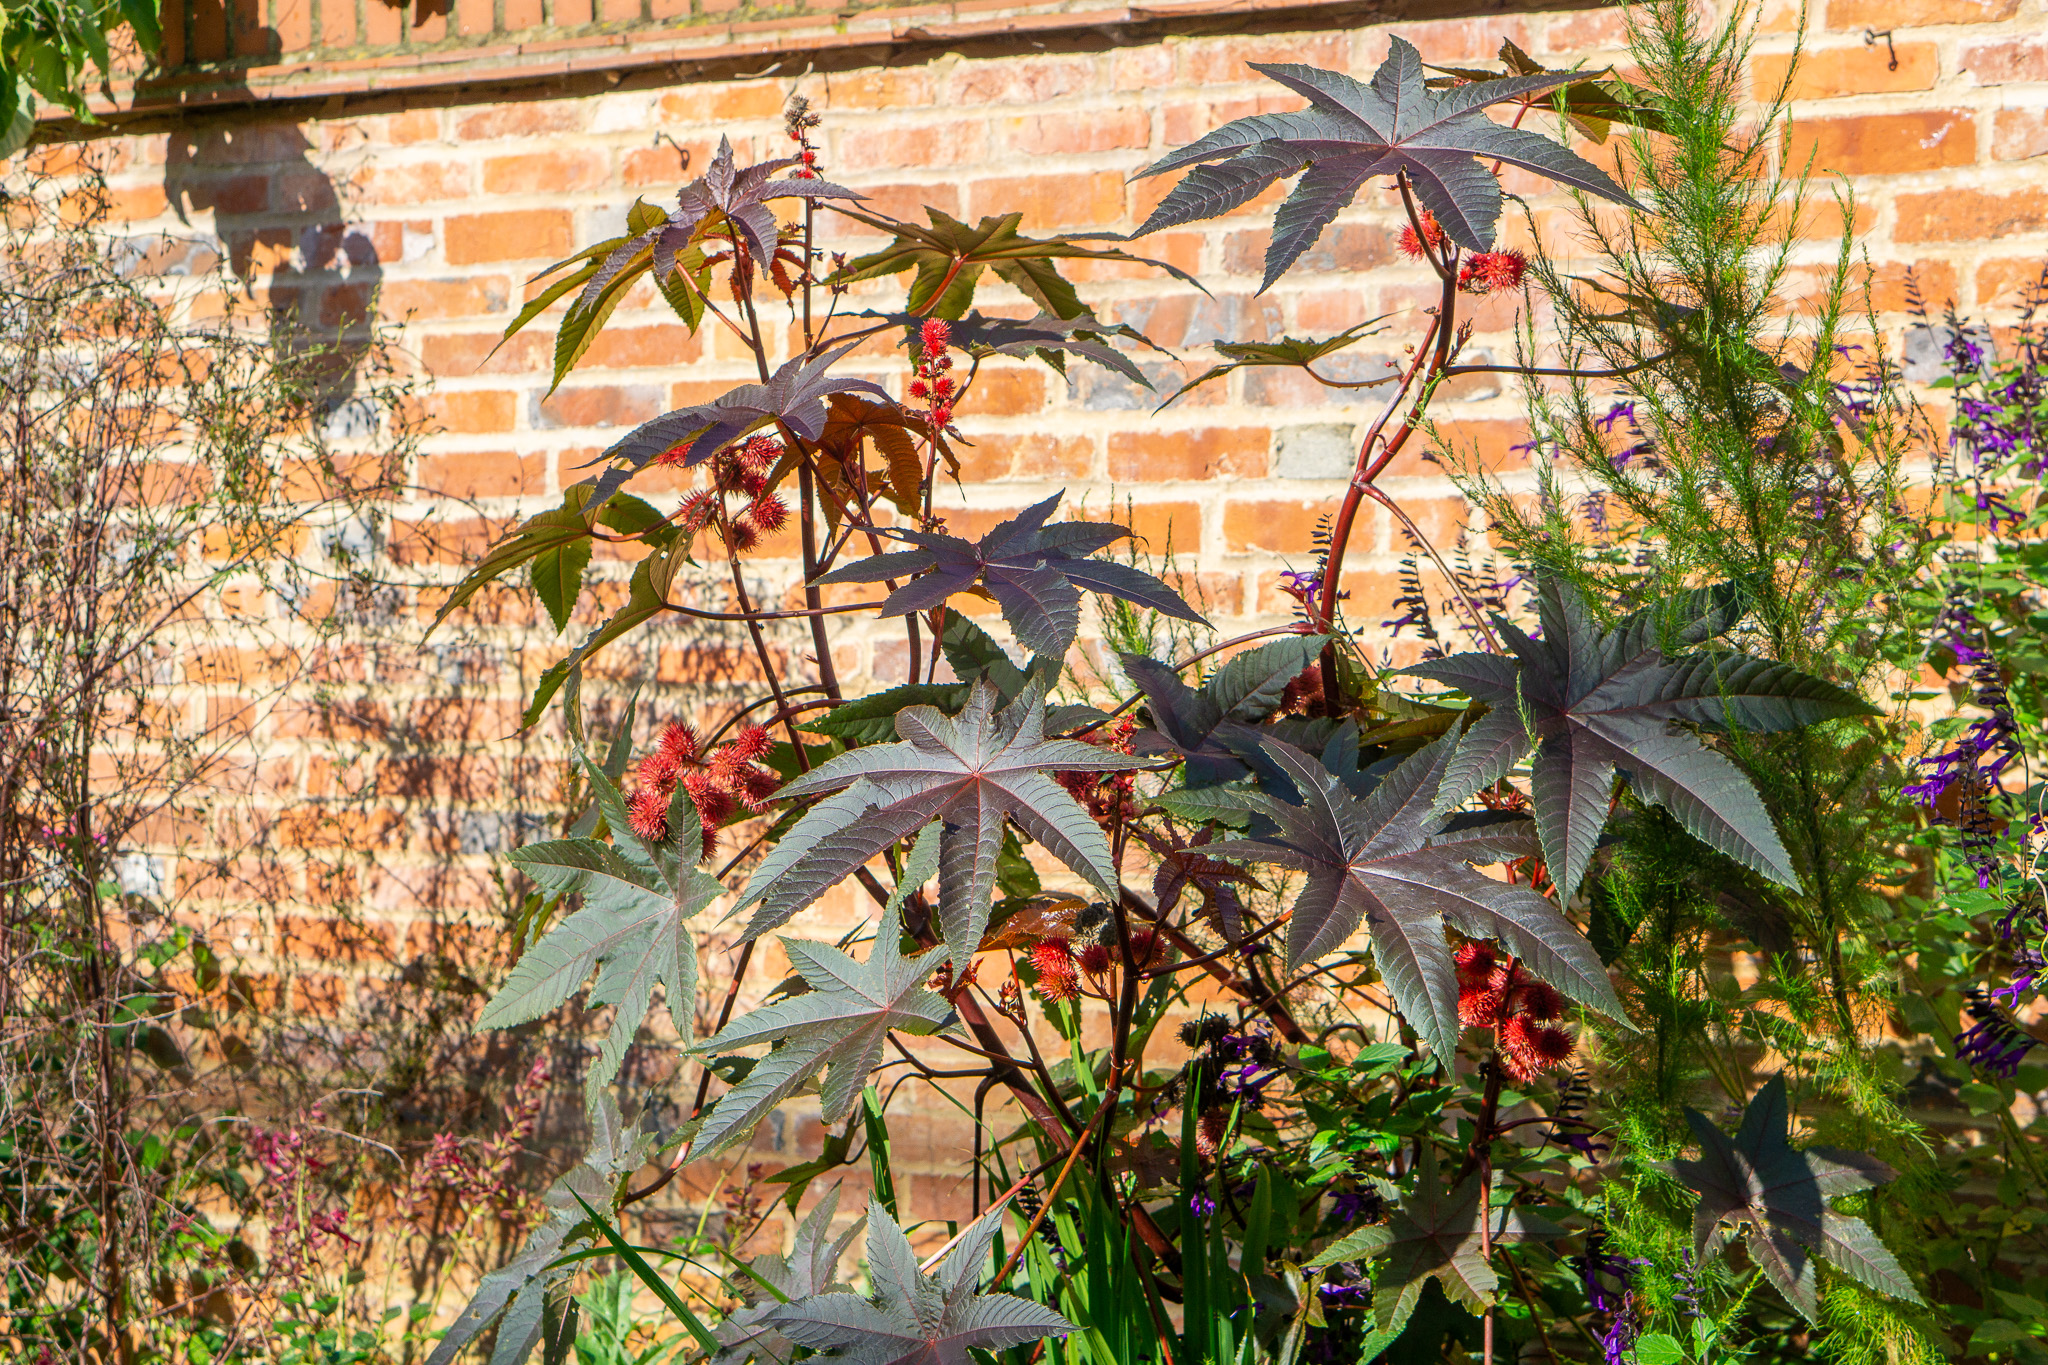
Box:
[1024,926,1158,1004]
[1456,942,1576,1083]
[1053,717,1139,826]
[1398,210,1448,260]
[908,319,958,428]
[1458,249,1528,295]
[668,433,789,555]
[626,719,780,855]
[785,95,822,179]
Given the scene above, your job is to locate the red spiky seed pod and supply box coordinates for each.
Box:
[1128,929,1165,971]
[1196,1106,1229,1159]
[1031,938,1077,976]
[637,747,681,791]
[678,490,719,531]
[747,494,789,534]
[908,378,930,400]
[919,318,951,357]
[724,518,759,553]
[627,784,670,842]
[1398,210,1447,259]
[1078,943,1114,975]
[1455,941,1498,982]
[1458,249,1528,295]
[725,724,772,763]
[684,772,736,827]
[658,721,700,765]
[1459,977,1507,1029]
[1512,980,1566,1023]
[739,766,782,812]
[1499,1015,1575,1083]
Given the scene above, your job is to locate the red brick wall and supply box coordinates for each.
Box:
[52,0,2048,1220]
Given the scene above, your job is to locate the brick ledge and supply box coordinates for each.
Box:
[38,0,1583,137]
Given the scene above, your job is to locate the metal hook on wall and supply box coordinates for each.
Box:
[1865,28,1899,72]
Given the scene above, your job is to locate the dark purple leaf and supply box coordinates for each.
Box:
[761,1199,1073,1365]
[734,680,1142,973]
[1666,1075,1920,1321]
[1132,38,1643,288]
[1206,726,1626,1064]
[578,340,892,512]
[1405,573,1877,904]
[815,493,1205,658]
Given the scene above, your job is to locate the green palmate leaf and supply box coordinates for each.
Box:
[1131,38,1642,289]
[478,756,719,1102]
[427,1096,653,1365]
[735,679,1142,974]
[938,613,1059,700]
[531,535,594,634]
[805,684,972,747]
[429,482,668,636]
[814,493,1205,659]
[1666,1075,1921,1322]
[1207,726,1627,1064]
[830,206,1201,320]
[1403,571,1877,903]
[521,542,690,729]
[1163,319,1391,409]
[860,310,1163,386]
[1426,39,1668,144]
[1310,1147,1562,1331]
[712,1184,867,1365]
[688,903,954,1158]
[760,1199,1075,1365]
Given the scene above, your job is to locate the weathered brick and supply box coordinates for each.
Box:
[443,210,574,265]
[382,277,512,322]
[1830,0,2016,23]
[418,451,550,499]
[1753,43,1939,99]
[835,120,990,172]
[1977,258,2048,306]
[1993,108,2048,161]
[1783,111,1976,178]
[1108,427,1270,481]
[1000,108,1151,155]
[483,149,611,195]
[965,171,1125,229]
[454,102,590,140]
[534,384,665,430]
[1896,187,2048,241]
[424,390,519,434]
[1963,36,2048,84]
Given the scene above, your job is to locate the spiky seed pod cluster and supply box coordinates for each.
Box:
[1028,938,1080,1003]
[626,719,781,855]
[1456,942,1576,1083]
[1397,210,1448,260]
[1053,718,1140,827]
[1458,249,1528,294]
[908,319,957,429]
[664,433,789,554]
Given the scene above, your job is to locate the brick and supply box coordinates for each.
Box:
[1977,258,2048,305]
[945,56,1097,106]
[1073,499,1202,552]
[834,120,989,172]
[579,324,705,370]
[965,170,1124,229]
[1994,108,2048,160]
[1000,108,1151,155]
[1896,187,2048,240]
[454,102,590,140]
[802,68,934,110]
[1963,36,2048,85]
[382,277,512,322]
[534,384,665,430]
[483,149,611,195]
[966,368,1045,416]
[444,210,574,264]
[1114,46,1175,90]
[418,451,550,499]
[662,81,789,122]
[1753,43,1938,99]
[1783,111,1976,177]
[1107,427,1270,481]
[353,160,470,205]
[955,433,1093,482]
[1183,34,1348,86]
[424,390,518,433]
[1828,0,2015,26]
[456,0,492,37]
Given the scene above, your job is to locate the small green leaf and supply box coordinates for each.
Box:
[1633,1332,1686,1365]
[531,538,594,634]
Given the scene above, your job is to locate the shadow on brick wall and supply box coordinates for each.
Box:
[164,123,383,416]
